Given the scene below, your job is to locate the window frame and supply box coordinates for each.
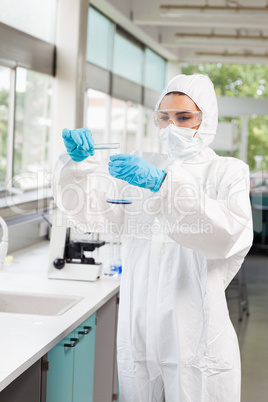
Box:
[0,22,55,216]
[85,6,167,109]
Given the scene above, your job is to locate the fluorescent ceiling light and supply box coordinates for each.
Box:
[175,33,268,42]
[159,5,268,17]
[195,51,268,58]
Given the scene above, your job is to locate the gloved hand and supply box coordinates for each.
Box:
[62,128,95,161]
[108,154,166,192]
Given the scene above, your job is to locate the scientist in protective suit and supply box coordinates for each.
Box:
[54,74,253,402]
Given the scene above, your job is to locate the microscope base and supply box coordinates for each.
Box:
[48,263,102,282]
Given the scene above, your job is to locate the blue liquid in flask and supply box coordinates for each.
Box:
[106,199,133,205]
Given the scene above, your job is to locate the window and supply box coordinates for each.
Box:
[85,9,168,160]
[111,98,127,150]
[0,1,55,218]
[110,99,141,153]
[126,102,139,153]
[248,115,268,171]
[12,68,52,191]
[86,7,114,70]
[143,108,161,153]
[86,6,167,100]
[0,0,57,43]
[113,33,144,85]
[144,49,166,93]
[85,89,163,155]
[85,89,109,144]
[0,66,11,190]
[212,117,240,158]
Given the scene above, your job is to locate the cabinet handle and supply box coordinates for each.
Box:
[64,337,80,348]
[78,325,93,335]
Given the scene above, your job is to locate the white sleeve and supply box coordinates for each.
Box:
[156,159,253,259]
[52,152,125,233]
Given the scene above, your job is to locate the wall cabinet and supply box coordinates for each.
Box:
[46,313,96,402]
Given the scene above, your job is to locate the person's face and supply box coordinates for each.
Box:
[159,94,201,132]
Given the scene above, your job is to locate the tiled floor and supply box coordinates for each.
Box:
[227,250,268,402]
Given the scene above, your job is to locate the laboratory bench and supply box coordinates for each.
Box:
[0,240,120,401]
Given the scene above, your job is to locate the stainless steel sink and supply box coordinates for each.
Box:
[0,291,82,316]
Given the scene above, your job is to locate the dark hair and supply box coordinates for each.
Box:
[165,91,186,96]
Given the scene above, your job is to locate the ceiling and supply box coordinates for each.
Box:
[101,0,268,65]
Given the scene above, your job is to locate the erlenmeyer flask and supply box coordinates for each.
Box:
[92,142,131,204]
[106,179,133,205]
[105,146,133,204]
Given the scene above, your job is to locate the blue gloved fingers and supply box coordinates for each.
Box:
[62,127,95,161]
[84,130,95,149]
[108,165,139,181]
[62,128,75,147]
[108,156,140,180]
[71,147,90,161]
[109,154,131,163]
[109,154,136,169]
[108,160,131,170]
[108,162,131,176]
[108,167,118,178]
[83,130,95,155]
[108,160,131,174]
[108,163,122,174]
[109,163,138,177]
[108,159,123,167]
[62,128,72,139]
[71,129,83,147]
[108,167,128,178]
[77,129,94,151]
[78,131,90,151]
[109,153,166,192]
[109,155,141,173]
[74,128,95,155]
[62,128,77,153]
[108,169,133,182]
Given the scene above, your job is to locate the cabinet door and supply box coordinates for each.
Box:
[94,295,118,402]
[46,330,76,402]
[73,313,96,402]
[0,359,42,402]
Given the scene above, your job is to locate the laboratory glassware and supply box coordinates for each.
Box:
[102,144,133,205]
[93,143,120,150]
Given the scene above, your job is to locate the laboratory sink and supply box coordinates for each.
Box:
[0,291,83,316]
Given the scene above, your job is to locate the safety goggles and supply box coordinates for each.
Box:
[153,109,202,129]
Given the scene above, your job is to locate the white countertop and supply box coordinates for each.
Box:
[0,241,120,392]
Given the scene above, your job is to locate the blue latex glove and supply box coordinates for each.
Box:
[62,128,95,161]
[108,154,166,192]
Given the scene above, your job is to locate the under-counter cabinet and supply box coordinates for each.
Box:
[46,313,96,402]
[93,293,119,402]
[0,293,119,402]
[0,360,43,402]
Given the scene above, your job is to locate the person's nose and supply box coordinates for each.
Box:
[168,118,175,125]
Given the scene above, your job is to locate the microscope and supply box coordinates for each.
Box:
[48,211,105,282]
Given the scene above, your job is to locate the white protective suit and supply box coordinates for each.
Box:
[53,74,253,402]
